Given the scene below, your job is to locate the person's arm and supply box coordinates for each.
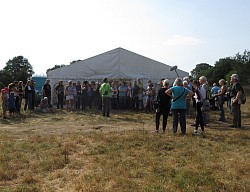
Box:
[99,85,103,94]
[156,89,161,101]
[233,90,242,104]
[54,85,58,94]
[42,85,46,96]
[65,86,68,96]
[165,88,173,99]
[187,89,194,97]
[13,87,19,94]
[215,86,225,97]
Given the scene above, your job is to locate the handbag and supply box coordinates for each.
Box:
[200,90,210,111]
[201,100,210,112]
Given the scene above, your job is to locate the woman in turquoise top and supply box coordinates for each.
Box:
[166,78,194,135]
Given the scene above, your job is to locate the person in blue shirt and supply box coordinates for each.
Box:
[166,78,194,135]
[118,81,128,109]
[211,83,220,110]
[211,83,220,96]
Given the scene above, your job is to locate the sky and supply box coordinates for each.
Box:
[0,0,249,75]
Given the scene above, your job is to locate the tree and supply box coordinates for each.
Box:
[190,63,213,78]
[46,64,66,73]
[0,70,12,88]
[70,60,81,64]
[211,57,235,83]
[3,56,34,83]
[233,50,250,84]
[190,50,250,85]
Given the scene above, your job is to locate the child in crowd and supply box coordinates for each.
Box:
[1,87,9,119]
[38,97,49,113]
[8,92,16,118]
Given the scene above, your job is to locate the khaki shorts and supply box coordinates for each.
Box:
[66,95,74,100]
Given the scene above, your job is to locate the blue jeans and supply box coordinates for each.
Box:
[172,109,186,134]
[219,103,225,120]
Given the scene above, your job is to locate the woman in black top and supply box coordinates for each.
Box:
[155,79,171,133]
[24,80,33,112]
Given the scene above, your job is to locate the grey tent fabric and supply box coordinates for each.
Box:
[47,47,188,84]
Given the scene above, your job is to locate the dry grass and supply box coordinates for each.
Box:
[0,100,249,192]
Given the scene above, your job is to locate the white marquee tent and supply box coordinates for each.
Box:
[47,47,189,87]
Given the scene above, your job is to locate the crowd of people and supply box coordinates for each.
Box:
[1,73,245,135]
[1,80,48,118]
[155,73,245,135]
[52,78,158,114]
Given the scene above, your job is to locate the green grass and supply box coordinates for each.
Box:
[0,103,249,191]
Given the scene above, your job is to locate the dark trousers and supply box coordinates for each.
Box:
[126,96,131,109]
[57,94,64,109]
[24,93,33,111]
[75,95,81,109]
[15,96,20,113]
[119,96,127,109]
[102,97,111,116]
[81,94,87,110]
[172,109,186,134]
[232,103,241,127]
[132,96,139,111]
[155,107,170,131]
[219,103,225,120]
[48,95,52,107]
[195,102,204,131]
[31,92,35,110]
[111,97,118,110]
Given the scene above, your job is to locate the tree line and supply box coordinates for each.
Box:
[0,56,34,88]
[191,50,250,85]
[1,50,249,89]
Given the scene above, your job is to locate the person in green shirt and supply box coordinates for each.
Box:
[99,78,111,117]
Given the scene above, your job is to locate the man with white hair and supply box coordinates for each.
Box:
[230,74,243,128]
[183,76,192,90]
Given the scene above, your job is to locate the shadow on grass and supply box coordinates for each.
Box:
[0,114,28,125]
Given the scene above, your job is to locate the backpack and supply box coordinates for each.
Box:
[240,88,246,104]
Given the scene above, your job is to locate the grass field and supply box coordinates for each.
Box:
[0,101,249,192]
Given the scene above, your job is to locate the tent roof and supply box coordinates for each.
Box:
[47,47,189,81]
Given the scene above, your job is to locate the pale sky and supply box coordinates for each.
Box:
[0,0,249,75]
